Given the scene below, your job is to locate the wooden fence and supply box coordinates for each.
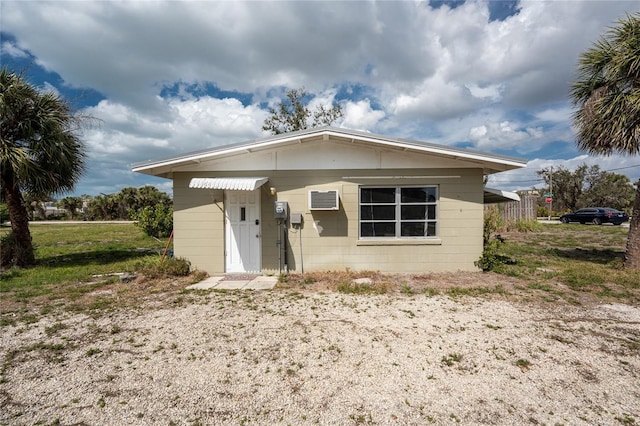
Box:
[486,194,537,222]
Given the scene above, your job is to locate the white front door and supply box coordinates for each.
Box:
[225,190,261,273]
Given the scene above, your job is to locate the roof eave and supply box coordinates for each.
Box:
[131,126,527,176]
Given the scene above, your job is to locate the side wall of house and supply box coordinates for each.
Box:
[173,175,225,274]
[261,168,483,273]
[172,168,483,274]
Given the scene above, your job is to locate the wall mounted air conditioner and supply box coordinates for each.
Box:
[309,190,339,210]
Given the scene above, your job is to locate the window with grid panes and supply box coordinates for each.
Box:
[359,186,438,238]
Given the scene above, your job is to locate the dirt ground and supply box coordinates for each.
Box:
[1,273,639,425]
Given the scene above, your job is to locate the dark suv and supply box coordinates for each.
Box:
[559,207,629,225]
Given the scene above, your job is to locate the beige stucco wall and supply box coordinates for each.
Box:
[173,175,225,274]
[172,168,484,275]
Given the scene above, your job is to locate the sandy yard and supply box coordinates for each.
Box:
[1,278,639,425]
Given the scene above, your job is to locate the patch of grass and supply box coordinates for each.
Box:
[45,322,68,336]
[615,413,636,424]
[86,348,102,357]
[527,282,555,292]
[400,283,414,295]
[494,224,639,304]
[1,223,167,295]
[515,358,532,370]
[0,223,207,314]
[337,281,388,295]
[446,285,508,298]
[509,219,543,233]
[441,353,463,366]
[400,309,416,318]
[423,287,440,297]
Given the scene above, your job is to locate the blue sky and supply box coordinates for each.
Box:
[2,0,640,197]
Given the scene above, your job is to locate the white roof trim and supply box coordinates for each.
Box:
[131,127,527,175]
[189,177,269,191]
[484,187,521,204]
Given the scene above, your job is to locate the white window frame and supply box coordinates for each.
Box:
[359,185,438,239]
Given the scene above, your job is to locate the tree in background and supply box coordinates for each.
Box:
[570,13,640,268]
[83,186,172,221]
[582,169,636,209]
[58,196,83,220]
[0,67,87,268]
[262,88,343,135]
[115,186,139,220]
[22,193,53,220]
[536,164,634,213]
[537,165,588,212]
[85,194,119,221]
[136,185,172,210]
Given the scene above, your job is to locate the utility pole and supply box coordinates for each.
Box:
[548,166,553,220]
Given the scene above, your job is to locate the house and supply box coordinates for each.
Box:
[132,126,526,275]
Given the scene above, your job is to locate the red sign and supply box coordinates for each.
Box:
[545,196,553,203]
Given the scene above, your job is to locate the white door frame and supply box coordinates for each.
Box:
[224,189,261,273]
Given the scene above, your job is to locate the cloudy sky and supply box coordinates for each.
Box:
[2,0,640,196]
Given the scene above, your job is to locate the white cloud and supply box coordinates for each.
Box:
[469,120,544,152]
[82,95,267,166]
[535,106,573,123]
[1,41,28,58]
[341,99,385,131]
[168,97,266,143]
[3,0,638,195]
[4,1,634,117]
[465,83,503,102]
[488,154,640,192]
[41,81,60,97]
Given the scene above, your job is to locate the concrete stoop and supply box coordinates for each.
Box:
[186,275,278,291]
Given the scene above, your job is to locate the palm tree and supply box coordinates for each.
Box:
[0,67,86,267]
[58,196,83,220]
[570,13,640,268]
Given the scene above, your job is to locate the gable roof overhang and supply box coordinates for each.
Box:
[131,126,527,178]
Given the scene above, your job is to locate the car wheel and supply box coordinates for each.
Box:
[613,222,622,226]
[592,218,602,225]
[579,221,585,224]
[560,217,569,224]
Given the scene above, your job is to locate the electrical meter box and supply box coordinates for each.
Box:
[274,201,288,219]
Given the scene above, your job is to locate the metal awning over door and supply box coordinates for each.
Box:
[189,177,269,191]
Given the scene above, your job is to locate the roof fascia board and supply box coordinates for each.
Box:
[321,128,526,168]
[132,133,317,173]
[131,126,526,173]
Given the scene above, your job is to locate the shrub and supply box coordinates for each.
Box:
[1,232,16,267]
[475,239,504,271]
[0,232,36,269]
[536,205,550,218]
[0,203,9,223]
[477,208,518,272]
[133,204,173,238]
[135,256,190,278]
[483,206,504,244]
[511,219,543,233]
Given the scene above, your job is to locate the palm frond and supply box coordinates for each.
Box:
[570,12,640,156]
